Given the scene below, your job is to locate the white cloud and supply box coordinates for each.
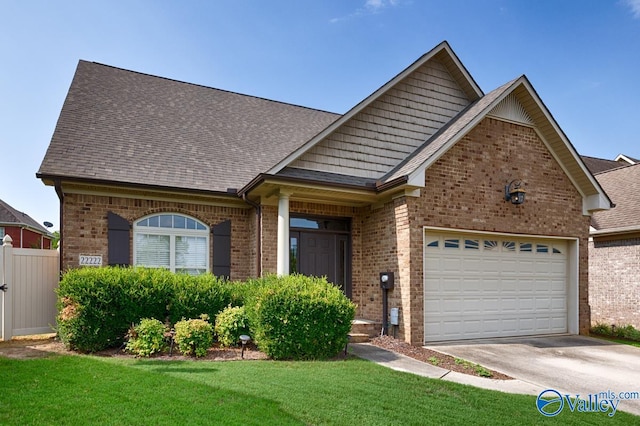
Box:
[623,0,640,18]
[330,0,400,23]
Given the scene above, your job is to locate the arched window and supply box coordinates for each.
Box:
[133,213,209,275]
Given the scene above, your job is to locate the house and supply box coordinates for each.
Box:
[0,199,53,249]
[37,41,611,345]
[586,156,640,329]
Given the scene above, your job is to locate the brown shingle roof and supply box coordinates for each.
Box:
[591,163,640,231]
[581,155,625,174]
[38,61,339,193]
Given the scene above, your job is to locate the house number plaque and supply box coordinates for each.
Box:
[79,255,102,266]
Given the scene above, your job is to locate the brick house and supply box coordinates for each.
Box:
[37,42,611,345]
[585,156,640,329]
[0,199,53,249]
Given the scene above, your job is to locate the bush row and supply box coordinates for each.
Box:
[57,267,234,352]
[56,268,356,360]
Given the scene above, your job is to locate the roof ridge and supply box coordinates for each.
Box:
[83,60,341,116]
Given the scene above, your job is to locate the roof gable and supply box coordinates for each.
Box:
[38,61,339,193]
[268,41,483,179]
[381,76,611,214]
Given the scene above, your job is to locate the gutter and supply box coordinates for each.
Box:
[590,224,640,238]
[54,179,64,271]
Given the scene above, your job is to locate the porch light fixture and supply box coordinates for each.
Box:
[505,179,526,205]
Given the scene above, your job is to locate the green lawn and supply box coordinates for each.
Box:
[0,354,636,425]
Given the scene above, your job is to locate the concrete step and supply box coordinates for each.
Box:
[348,333,370,343]
[351,319,382,338]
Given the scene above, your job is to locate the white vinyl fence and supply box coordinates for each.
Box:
[1,235,59,340]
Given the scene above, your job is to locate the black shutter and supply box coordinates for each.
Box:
[107,211,130,266]
[212,220,231,278]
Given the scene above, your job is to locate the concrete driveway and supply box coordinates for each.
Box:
[427,335,640,416]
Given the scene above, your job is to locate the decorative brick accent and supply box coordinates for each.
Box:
[589,237,640,329]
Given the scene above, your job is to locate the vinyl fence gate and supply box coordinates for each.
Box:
[1,235,59,340]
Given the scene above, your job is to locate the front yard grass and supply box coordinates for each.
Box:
[1,354,637,425]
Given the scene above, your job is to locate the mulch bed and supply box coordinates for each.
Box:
[0,335,511,380]
[369,335,512,380]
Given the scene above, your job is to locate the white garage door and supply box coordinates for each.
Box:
[424,231,568,342]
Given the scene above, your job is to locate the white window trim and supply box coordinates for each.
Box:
[133,214,210,274]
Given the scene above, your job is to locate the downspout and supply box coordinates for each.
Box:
[54,179,64,271]
[242,194,262,276]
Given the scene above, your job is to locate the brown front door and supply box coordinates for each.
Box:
[290,217,351,298]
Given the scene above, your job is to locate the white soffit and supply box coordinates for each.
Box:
[488,93,534,126]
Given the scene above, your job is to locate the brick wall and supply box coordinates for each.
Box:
[589,237,640,329]
[379,117,591,344]
[61,191,254,279]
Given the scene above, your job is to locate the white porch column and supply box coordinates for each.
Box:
[276,192,290,276]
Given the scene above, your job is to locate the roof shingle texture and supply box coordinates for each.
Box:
[591,163,640,230]
[38,61,340,193]
[581,156,626,174]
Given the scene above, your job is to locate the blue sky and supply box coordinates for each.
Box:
[2,0,639,231]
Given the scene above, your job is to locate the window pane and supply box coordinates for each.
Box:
[503,241,516,252]
[173,215,186,229]
[135,234,170,267]
[444,239,459,249]
[537,244,549,253]
[148,215,159,227]
[290,236,298,274]
[137,218,148,227]
[196,222,206,230]
[520,243,532,252]
[465,239,479,250]
[176,236,207,270]
[186,218,196,229]
[484,240,498,251]
[159,214,173,228]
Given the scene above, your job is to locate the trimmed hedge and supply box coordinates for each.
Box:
[57,267,232,352]
[246,274,355,360]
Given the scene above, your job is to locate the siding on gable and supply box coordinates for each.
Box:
[290,59,472,179]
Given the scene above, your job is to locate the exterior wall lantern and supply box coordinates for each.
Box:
[505,179,526,205]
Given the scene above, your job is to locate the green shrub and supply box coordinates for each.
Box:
[215,306,250,347]
[125,318,167,357]
[56,267,236,352]
[591,323,640,342]
[168,274,234,325]
[246,274,355,360]
[613,324,640,341]
[56,267,172,352]
[174,315,214,357]
[590,323,612,336]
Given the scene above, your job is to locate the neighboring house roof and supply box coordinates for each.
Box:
[615,153,638,164]
[582,154,637,174]
[582,156,625,174]
[591,163,640,235]
[37,61,339,194]
[0,199,52,236]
